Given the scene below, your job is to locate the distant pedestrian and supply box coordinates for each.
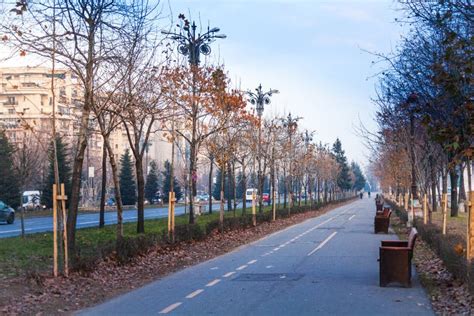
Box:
[359,192,363,199]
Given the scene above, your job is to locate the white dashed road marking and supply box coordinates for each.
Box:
[186,289,204,299]
[223,271,236,278]
[159,302,182,314]
[349,214,356,221]
[236,265,248,271]
[307,231,338,256]
[247,259,257,264]
[206,279,221,287]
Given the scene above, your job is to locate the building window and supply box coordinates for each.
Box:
[8,109,14,114]
[6,96,16,105]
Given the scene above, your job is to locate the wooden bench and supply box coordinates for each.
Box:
[379,228,418,287]
[374,207,391,234]
[375,201,383,212]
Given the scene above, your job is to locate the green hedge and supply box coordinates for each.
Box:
[385,199,474,293]
[73,198,352,270]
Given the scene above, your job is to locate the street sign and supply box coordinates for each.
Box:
[88,166,95,178]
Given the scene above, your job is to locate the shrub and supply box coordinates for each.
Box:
[414,220,473,291]
[173,224,205,243]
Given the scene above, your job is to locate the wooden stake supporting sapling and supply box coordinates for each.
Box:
[252,191,256,226]
[467,191,474,262]
[423,193,428,225]
[442,193,448,235]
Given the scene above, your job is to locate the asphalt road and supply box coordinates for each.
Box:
[80,198,432,316]
[0,202,242,238]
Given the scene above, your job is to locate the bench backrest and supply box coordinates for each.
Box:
[408,228,418,250]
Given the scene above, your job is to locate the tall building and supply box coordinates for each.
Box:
[0,66,189,204]
[0,66,80,146]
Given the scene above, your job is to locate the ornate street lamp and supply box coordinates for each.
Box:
[162,16,226,66]
[162,15,225,225]
[247,85,279,213]
[302,129,314,147]
[281,113,302,212]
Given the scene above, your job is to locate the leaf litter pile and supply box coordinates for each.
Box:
[0,202,350,315]
[391,214,474,315]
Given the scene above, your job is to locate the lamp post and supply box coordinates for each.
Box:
[162,16,226,67]
[162,15,225,224]
[281,113,302,213]
[405,93,418,200]
[247,84,279,213]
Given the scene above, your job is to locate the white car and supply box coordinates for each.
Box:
[22,191,45,210]
[245,188,258,203]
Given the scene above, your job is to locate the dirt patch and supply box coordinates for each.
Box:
[0,200,352,315]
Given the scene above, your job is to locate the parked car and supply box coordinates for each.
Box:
[0,200,15,224]
[262,193,271,203]
[106,197,116,206]
[197,194,210,201]
[245,188,258,203]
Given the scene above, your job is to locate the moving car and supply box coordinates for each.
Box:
[262,193,271,203]
[0,200,15,224]
[22,190,45,210]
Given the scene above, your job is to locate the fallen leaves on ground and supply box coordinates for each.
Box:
[391,215,474,315]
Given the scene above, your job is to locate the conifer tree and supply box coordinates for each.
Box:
[42,136,72,209]
[0,131,20,208]
[119,149,136,206]
[145,160,159,203]
[332,138,352,191]
[162,160,182,203]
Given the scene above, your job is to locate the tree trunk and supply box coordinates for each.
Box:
[467,159,472,194]
[219,162,225,232]
[227,162,232,214]
[271,158,276,219]
[66,106,90,257]
[449,167,459,217]
[136,156,145,233]
[99,143,107,228]
[459,162,466,202]
[232,161,237,215]
[242,163,247,215]
[208,157,213,214]
[283,166,287,209]
[188,142,197,224]
[429,155,438,213]
[104,139,124,240]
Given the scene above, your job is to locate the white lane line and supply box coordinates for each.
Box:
[206,279,221,287]
[313,216,336,229]
[236,265,248,271]
[223,271,236,278]
[266,265,273,269]
[210,267,219,270]
[159,302,182,314]
[186,289,204,299]
[247,259,257,264]
[349,214,356,221]
[307,232,338,256]
[273,247,280,251]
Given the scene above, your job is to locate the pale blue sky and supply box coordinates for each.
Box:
[167,0,405,166]
[2,0,405,166]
